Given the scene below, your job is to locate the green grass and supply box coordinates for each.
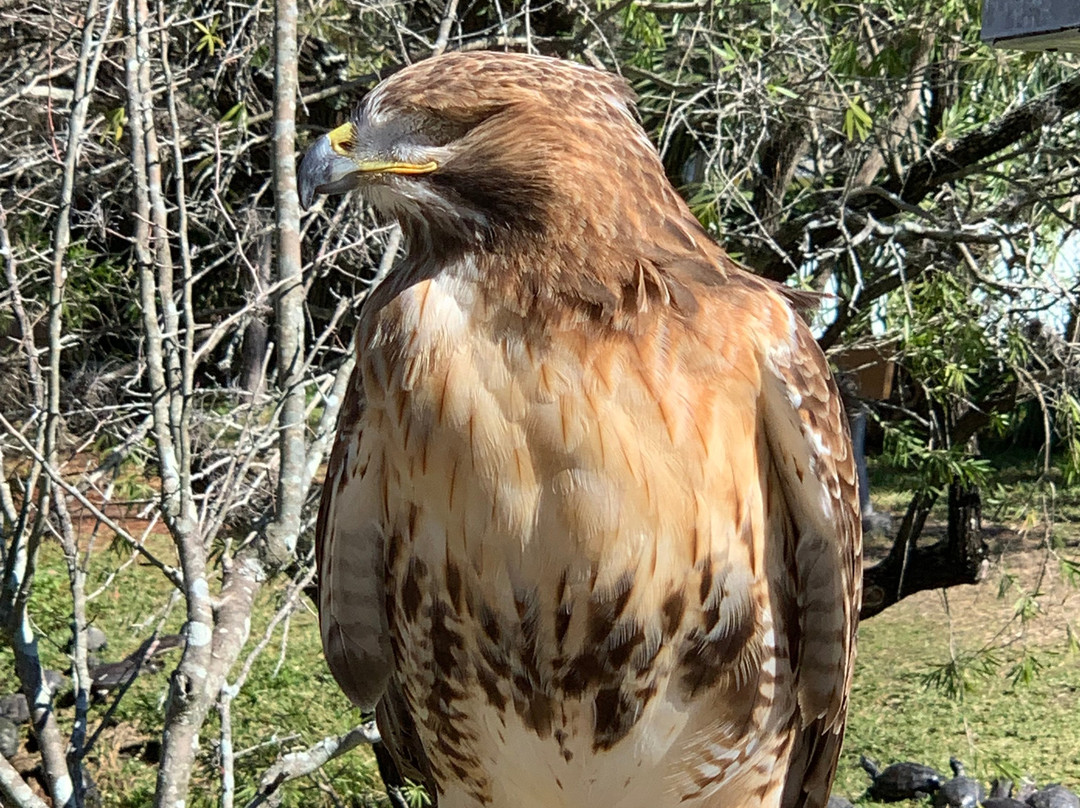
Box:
[837,609,1080,803]
[0,539,387,807]
[2,459,1077,806]
[842,452,1080,804]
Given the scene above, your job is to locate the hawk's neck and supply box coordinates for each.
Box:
[371,239,720,339]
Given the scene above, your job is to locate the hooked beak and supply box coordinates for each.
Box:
[298,122,439,209]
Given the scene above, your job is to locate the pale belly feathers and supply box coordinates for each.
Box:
[352,274,802,807]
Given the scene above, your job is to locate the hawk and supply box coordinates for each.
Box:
[299,51,861,808]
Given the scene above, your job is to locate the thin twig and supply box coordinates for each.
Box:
[244,723,382,808]
[0,410,184,588]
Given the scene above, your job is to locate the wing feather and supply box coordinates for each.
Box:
[760,304,862,808]
[316,362,395,711]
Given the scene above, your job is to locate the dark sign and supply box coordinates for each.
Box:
[982,0,1080,51]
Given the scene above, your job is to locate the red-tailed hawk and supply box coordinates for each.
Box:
[300,51,861,808]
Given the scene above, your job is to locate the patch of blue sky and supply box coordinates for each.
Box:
[798,231,1078,342]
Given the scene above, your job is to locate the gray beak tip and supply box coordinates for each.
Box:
[298,135,334,210]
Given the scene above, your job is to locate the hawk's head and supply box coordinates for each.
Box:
[299,51,731,323]
[299,52,675,253]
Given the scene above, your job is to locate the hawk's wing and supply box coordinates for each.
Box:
[758,301,862,808]
[317,366,438,798]
[315,361,395,711]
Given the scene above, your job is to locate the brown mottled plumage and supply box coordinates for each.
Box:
[300,51,861,808]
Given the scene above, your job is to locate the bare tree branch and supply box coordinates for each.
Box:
[764,70,1080,279]
[0,755,50,808]
[245,723,382,808]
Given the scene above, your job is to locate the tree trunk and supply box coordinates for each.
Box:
[860,479,988,620]
[946,478,986,578]
[266,0,306,562]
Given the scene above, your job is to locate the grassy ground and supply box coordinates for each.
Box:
[2,458,1077,806]
[0,535,387,807]
[836,457,1080,805]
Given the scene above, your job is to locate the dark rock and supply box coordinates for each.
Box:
[0,692,29,724]
[0,716,18,759]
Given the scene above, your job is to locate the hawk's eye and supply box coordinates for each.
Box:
[325,121,359,156]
